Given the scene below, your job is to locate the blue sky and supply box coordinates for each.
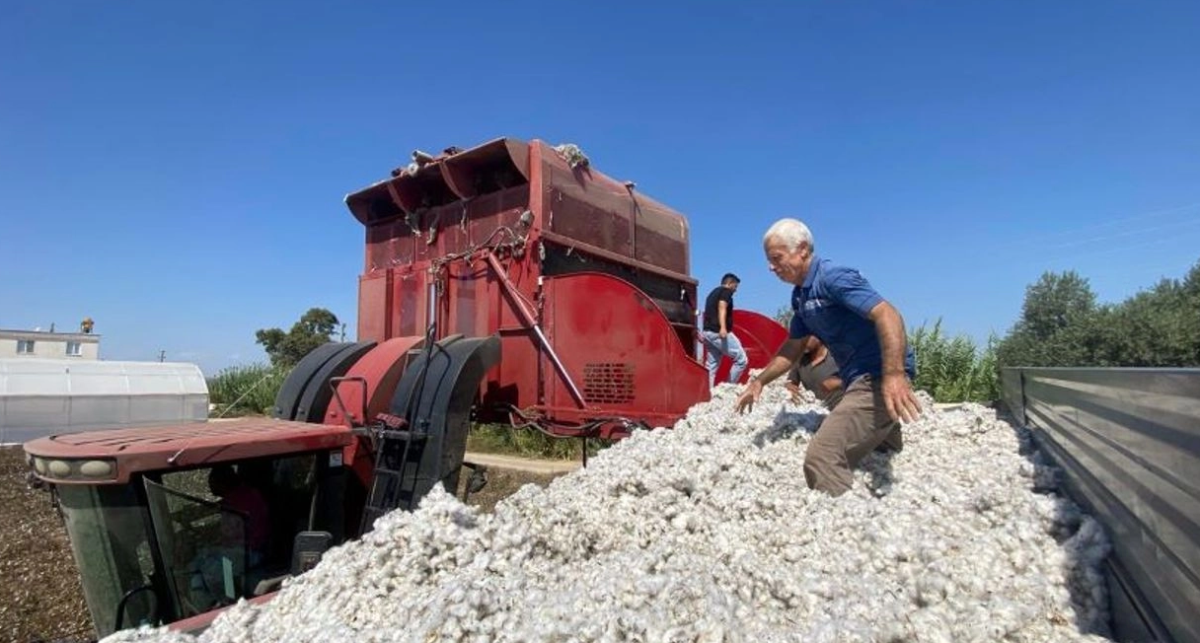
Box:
[2,1,1198,377]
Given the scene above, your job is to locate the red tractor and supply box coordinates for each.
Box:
[23,138,786,638]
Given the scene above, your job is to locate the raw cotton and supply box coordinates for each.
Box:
[105,380,1113,643]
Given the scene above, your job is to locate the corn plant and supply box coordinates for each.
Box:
[909,320,1001,403]
[206,363,288,417]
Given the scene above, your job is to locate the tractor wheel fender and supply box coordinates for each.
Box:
[389,335,502,500]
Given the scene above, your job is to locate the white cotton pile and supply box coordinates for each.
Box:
[105,380,1114,643]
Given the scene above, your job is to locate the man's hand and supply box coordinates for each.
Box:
[735,379,763,414]
[784,381,802,403]
[881,373,922,423]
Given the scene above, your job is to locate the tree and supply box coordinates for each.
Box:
[997,260,1200,369]
[997,271,1098,368]
[1017,271,1097,342]
[255,308,340,368]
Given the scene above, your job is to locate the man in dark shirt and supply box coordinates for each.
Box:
[700,273,749,388]
[736,218,920,496]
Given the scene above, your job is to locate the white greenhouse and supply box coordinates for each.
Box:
[0,359,209,444]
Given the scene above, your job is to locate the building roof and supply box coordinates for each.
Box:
[0,328,101,341]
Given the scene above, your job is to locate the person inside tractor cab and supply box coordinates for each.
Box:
[207,464,270,567]
[186,465,271,611]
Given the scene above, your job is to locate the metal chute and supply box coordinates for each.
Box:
[344,138,531,225]
[440,137,530,198]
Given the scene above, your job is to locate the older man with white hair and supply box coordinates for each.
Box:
[736,218,921,496]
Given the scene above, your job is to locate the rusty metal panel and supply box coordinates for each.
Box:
[468,188,528,232]
[1002,368,1200,643]
[356,272,389,343]
[547,183,633,258]
[364,223,393,272]
[532,142,691,278]
[631,195,690,276]
[449,265,481,338]
[392,271,423,338]
[364,218,416,271]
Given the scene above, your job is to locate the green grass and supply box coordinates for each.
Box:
[206,363,288,417]
[909,320,1001,404]
[467,424,611,460]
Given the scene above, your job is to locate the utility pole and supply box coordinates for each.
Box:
[158,350,166,363]
[339,323,347,342]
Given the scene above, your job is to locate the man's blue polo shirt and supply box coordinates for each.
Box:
[788,255,917,385]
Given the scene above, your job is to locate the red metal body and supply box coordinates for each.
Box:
[713,310,792,384]
[346,138,727,437]
[321,336,424,491]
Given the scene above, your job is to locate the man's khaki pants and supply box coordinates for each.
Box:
[804,374,902,496]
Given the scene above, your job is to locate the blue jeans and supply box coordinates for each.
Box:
[700,330,749,387]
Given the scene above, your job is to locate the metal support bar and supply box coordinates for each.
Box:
[482,251,586,408]
[328,376,368,428]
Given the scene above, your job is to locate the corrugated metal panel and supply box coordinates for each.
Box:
[0,359,209,443]
[1001,368,1026,425]
[1002,367,1200,643]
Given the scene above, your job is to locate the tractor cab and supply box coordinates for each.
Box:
[24,419,356,637]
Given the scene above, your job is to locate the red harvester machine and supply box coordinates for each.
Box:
[23,137,786,638]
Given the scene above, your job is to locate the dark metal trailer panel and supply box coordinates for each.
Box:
[1002,367,1200,643]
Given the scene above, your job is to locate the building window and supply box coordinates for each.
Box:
[66,341,82,356]
[17,339,35,354]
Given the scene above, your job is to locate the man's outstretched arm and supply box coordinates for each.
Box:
[868,301,921,423]
[735,338,806,413]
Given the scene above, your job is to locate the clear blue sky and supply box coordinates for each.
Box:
[2,1,1198,377]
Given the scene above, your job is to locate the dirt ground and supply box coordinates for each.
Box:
[0,446,93,643]
[0,446,563,643]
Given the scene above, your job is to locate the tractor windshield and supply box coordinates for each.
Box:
[56,483,161,637]
[143,479,250,619]
[55,453,325,638]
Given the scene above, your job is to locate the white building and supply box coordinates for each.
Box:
[0,327,101,360]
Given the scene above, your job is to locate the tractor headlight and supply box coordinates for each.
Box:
[31,458,118,482]
[79,460,116,479]
[48,460,73,477]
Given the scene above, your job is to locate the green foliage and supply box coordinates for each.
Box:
[909,320,1000,403]
[774,305,794,329]
[466,424,610,460]
[998,260,1200,368]
[255,308,340,368]
[996,271,1099,368]
[207,363,288,416]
